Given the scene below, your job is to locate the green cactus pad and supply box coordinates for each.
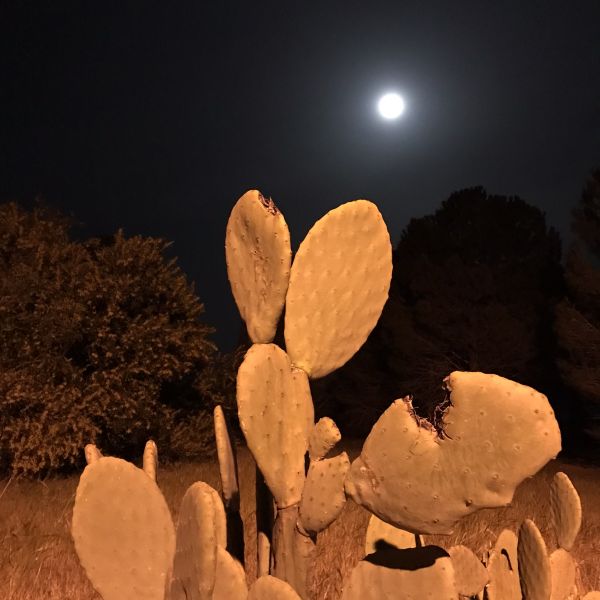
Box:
[448,544,489,597]
[298,452,350,534]
[549,548,577,600]
[214,405,240,509]
[212,546,248,600]
[226,190,291,344]
[345,372,561,534]
[364,514,423,556]
[169,481,227,600]
[341,546,457,600]
[143,439,158,482]
[284,200,392,379]
[248,575,302,600]
[550,472,582,551]
[308,417,341,461]
[71,457,175,600]
[237,343,314,507]
[518,519,551,600]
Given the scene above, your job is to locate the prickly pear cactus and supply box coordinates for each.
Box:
[345,373,562,534]
[550,471,582,551]
[71,457,175,600]
[284,199,392,379]
[447,544,489,598]
[225,189,291,344]
[517,519,551,600]
[169,481,227,600]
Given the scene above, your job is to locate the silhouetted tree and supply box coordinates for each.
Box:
[555,169,600,456]
[0,202,217,475]
[313,187,564,437]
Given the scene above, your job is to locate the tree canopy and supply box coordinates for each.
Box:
[0,202,217,474]
[555,169,600,453]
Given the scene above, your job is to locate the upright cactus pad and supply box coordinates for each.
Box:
[225,190,291,343]
[550,472,582,551]
[284,200,392,379]
[212,546,248,600]
[84,443,102,464]
[485,528,521,600]
[71,457,175,600]
[341,546,456,600]
[143,439,158,482]
[169,481,227,600]
[448,544,489,597]
[237,343,313,507]
[214,405,240,508]
[345,372,561,534]
[549,548,577,600]
[518,519,551,600]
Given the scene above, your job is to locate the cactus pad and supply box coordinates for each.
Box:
[84,443,102,464]
[365,514,424,555]
[308,417,341,461]
[71,457,175,600]
[284,200,392,379]
[485,528,521,600]
[214,405,240,508]
[237,343,313,507]
[212,546,248,600]
[225,190,291,343]
[341,545,456,600]
[298,452,350,534]
[248,575,302,600]
[448,544,489,597]
[549,548,577,600]
[169,481,227,600]
[143,439,158,482]
[345,372,561,534]
[550,472,582,551]
[518,519,551,600]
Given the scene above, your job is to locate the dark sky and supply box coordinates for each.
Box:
[2,2,599,351]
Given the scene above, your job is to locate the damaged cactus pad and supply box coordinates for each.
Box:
[345,371,561,534]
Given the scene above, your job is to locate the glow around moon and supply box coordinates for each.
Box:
[378,93,405,119]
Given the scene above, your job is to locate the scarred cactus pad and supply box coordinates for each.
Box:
[345,372,561,534]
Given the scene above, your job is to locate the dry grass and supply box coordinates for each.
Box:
[1,447,599,599]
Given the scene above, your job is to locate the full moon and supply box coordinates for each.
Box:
[378,93,405,119]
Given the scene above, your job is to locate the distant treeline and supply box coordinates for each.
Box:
[1,169,599,475]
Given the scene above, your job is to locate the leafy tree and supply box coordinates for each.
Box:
[0,202,217,475]
[555,169,600,455]
[313,187,564,436]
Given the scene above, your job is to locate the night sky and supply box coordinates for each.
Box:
[2,2,599,351]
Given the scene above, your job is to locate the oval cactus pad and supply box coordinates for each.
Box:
[237,343,314,507]
[226,190,291,343]
[550,471,582,551]
[71,457,175,600]
[285,200,392,379]
[345,372,561,534]
[170,481,227,600]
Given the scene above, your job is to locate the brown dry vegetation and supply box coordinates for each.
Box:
[0,447,599,600]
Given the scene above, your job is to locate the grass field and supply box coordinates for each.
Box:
[1,446,599,599]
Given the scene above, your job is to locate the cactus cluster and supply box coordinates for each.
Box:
[70,190,600,599]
